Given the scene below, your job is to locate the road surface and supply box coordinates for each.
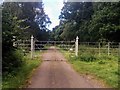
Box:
[28,46,105,88]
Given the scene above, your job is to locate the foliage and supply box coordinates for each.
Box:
[52,2,93,41]
[2,50,24,73]
[2,2,51,41]
[52,2,120,42]
[50,25,64,40]
[88,2,120,42]
[18,2,51,40]
[2,51,42,89]
[79,54,97,62]
[2,2,51,73]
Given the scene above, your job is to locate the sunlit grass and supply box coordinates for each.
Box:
[61,50,119,88]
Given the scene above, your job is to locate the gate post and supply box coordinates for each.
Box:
[31,35,34,59]
[98,42,100,56]
[75,36,79,56]
[118,43,120,56]
[108,42,110,56]
[13,36,16,47]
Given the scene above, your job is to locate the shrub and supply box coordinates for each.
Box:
[2,49,24,74]
[79,54,97,62]
[97,55,118,61]
[98,60,106,64]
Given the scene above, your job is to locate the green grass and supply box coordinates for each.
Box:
[2,51,42,89]
[61,50,119,88]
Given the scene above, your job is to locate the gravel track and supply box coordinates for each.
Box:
[28,46,105,88]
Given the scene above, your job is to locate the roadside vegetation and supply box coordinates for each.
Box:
[2,2,50,89]
[2,51,42,89]
[61,49,119,88]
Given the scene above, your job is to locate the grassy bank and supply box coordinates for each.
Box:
[2,51,42,89]
[61,50,119,88]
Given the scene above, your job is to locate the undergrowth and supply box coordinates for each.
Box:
[2,51,42,89]
[62,50,119,88]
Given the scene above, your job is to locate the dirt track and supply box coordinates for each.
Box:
[28,46,105,88]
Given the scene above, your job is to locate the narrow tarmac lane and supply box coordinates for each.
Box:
[28,46,104,88]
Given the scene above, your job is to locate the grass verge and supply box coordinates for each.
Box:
[2,51,42,89]
[61,50,119,88]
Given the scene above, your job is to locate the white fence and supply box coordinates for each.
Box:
[14,36,120,58]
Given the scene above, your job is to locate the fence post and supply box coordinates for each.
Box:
[75,36,79,56]
[13,36,16,47]
[98,42,100,56]
[31,35,34,59]
[108,42,110,56]
[118,43,120,56]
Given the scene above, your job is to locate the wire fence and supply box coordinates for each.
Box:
[14,39,120,57]
[78,42,120,56]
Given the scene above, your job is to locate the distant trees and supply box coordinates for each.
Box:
[52,2,120,42]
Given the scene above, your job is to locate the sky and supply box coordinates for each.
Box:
[0,0,3,4]
[43,0,64,30]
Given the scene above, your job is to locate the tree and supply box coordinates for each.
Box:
[88,2,120,42]
[2,2,51,73]
[52,2,120,42]
[53,2,93,41]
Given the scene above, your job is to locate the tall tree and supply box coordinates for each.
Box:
[2,2,51,73]
[88,2,120,42]
[52,2,120,42]
[57,2,93,41]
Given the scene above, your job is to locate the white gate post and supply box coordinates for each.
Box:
[98,42,100,56]
[31,35,34,59]
[118,43,120,56]
[13,36,16,47]
[75,36,79,56]
[108,42,110,56]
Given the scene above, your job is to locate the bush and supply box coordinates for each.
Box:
[118,57,120,62]
[97,55,118,61]
[2,49,24,74]
[79,54,97,62]
[98,60,106,64]
[2,51,42,89]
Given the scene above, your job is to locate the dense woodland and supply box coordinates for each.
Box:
[2,1,120,75]
[2,2,51,73]
[51,2,120,42]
